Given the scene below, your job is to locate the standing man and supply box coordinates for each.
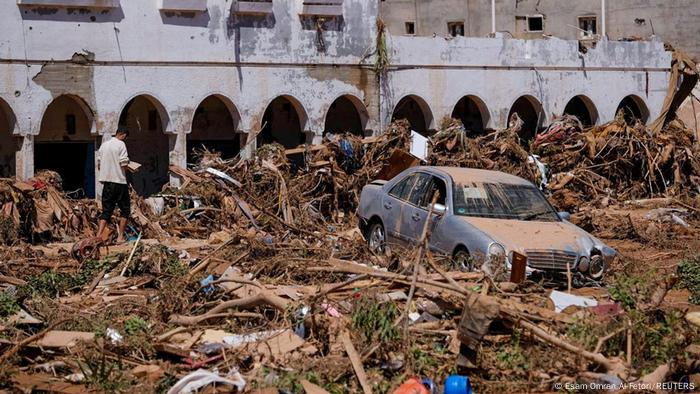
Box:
[97,126,131,244]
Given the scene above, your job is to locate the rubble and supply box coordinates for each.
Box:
[1,101,700,392]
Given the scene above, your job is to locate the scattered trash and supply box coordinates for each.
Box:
[443,375,473,394]
[166,369,246,394]
[105,328,123,344]
[549,290,599,313]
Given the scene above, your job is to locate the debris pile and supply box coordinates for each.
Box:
[0,171,99,245]
[539,113,700,212]
[0,108,699,392]
[428,116,537,182]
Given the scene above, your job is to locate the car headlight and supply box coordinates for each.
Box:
[577,256,590,273]
[589,254,605,279]
[487,242,506,258]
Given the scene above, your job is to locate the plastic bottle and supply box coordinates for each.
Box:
[443,375,473,394]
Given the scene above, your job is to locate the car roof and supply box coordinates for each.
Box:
[416,166,532,186]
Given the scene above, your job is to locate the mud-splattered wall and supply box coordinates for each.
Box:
[0,0,671,197]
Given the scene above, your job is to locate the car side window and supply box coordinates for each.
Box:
[408,173,432,206]
[388,174,417,201]
[421,176,447,208]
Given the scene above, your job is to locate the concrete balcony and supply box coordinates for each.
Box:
[17,0,119,7]
[159,0,207,12]
[301,0,342,17]
[233,0,272,15]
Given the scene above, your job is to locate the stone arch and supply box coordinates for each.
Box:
[616,94,649,124]
[258,95,309,149]
[324,94,369,136]
[508,95,545,144]
[118,94,170,197]
[451,95,490,135]
[563,95,599,127]
[392,94,434,136]
[0,98,18,178]
[35,94,97,197]
[188,94,241,162]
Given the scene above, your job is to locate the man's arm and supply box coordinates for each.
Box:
[119,144,129,168]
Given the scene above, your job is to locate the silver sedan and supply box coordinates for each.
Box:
[358,166,616,280]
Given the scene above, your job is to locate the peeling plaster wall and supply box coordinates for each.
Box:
[0,0,672,191]
[382,35,670,131]
[381,0,700,60]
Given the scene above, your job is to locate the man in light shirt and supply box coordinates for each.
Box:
[96,126,131,244]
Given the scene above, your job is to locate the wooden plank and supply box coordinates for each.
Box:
[340,331,372,394]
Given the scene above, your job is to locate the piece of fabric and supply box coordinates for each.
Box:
[97,138,129,184]
[100,182,131,221]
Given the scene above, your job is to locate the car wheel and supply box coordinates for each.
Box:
[453,248,475,271]
[367,222,386,254]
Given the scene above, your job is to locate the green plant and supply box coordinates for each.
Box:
[351,296,400,345]
[409,346,439,376]
[18,258,117,298]
[79,346,131,393]
[124,316,149,336]
[0,291,19,317]
[495,330,530,372]
[374,18,390,76]
[609,274,642,310]
[677,255,700,304]
[565,318,598,350]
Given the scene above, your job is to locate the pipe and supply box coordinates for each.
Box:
[601,0,606,39]
[491,0,496,35]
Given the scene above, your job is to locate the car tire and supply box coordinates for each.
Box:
[367,221,386,254]
[453,248,475,272]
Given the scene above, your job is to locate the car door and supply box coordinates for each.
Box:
[383,173,417,245]
[400,172,433,244]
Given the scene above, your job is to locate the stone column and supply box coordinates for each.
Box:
[14,134,33,181]
[238,131,256,160]
[168,132,187,188]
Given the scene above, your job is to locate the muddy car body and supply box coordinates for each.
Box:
[358,166,616,280]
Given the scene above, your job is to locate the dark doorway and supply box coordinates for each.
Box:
[452,96,488,135]
[188,95,240,163]
[119,96,169,197]
[616,95,649,124]
[563,95,597,127]
[392,95,432,136]
[324,96,365,136]
[0,101,17,178]
[258,96,305,149]
[35,95,95,197]
[508,96,543,144]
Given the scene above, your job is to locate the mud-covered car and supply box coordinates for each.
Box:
[358,166,616,280]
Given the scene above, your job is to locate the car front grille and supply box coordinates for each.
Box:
[525,249,578,271]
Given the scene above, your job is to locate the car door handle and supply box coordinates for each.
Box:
[383,202,392,209]
[411,213,421,221]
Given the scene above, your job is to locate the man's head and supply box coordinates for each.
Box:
[115,126,129,140]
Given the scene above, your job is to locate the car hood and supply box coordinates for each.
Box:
[456,216,596,255]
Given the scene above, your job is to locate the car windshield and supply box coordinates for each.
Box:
[452,181,559,221]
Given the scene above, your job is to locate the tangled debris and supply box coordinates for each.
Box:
[1,103,700,392]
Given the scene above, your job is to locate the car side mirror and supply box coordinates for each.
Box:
[558,211,571,221]
[432,203,447,215]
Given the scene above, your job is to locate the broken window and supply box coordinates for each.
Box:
[389,174,418,201]
[578,16,597,39]
[405,21,415,35]
[526,15,543,32]
[448,21,465,37]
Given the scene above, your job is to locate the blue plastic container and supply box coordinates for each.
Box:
[443,375,472,394]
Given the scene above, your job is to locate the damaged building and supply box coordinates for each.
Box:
[0,0,686,197]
